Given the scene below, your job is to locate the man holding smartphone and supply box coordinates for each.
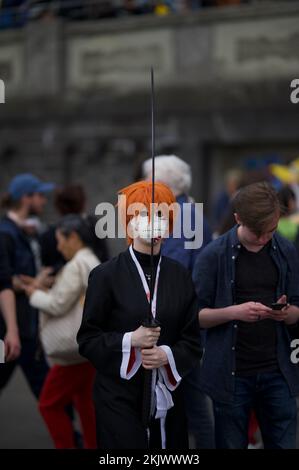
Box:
[193,181,299,449]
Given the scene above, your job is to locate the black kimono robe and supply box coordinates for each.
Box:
[77,247,202,449]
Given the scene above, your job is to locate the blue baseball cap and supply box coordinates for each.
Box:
[8,173,55,201]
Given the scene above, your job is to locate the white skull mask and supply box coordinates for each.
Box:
[129,212,168,244]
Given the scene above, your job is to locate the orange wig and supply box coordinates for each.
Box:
[117,180,176,245]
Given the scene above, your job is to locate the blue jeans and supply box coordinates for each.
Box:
[213,371,297,449]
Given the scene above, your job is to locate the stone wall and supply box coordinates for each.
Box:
[0,2,298,252]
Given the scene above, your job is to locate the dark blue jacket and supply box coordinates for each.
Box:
[192,225,299,403]
[162,194,212,271]
[0,216,38,340]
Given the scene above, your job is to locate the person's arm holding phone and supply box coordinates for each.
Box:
[281,304,299,325]
[268,295,299,325]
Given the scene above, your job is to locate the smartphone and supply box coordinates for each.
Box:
[271,303,288,311]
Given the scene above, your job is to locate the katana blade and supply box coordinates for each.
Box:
[149,66,155,322]
[141,67,159,434]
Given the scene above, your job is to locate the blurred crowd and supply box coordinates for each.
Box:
[0,0,260,29]
[211,156,299,247]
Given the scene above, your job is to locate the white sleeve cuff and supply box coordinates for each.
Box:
[30,289,52,312]
[120,332,142,380]
[159,345,182,391]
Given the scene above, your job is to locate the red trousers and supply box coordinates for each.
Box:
[39,361,96,449]
[248,411,259,444]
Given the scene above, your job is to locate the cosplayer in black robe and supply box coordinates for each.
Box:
[77,181,202,449]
